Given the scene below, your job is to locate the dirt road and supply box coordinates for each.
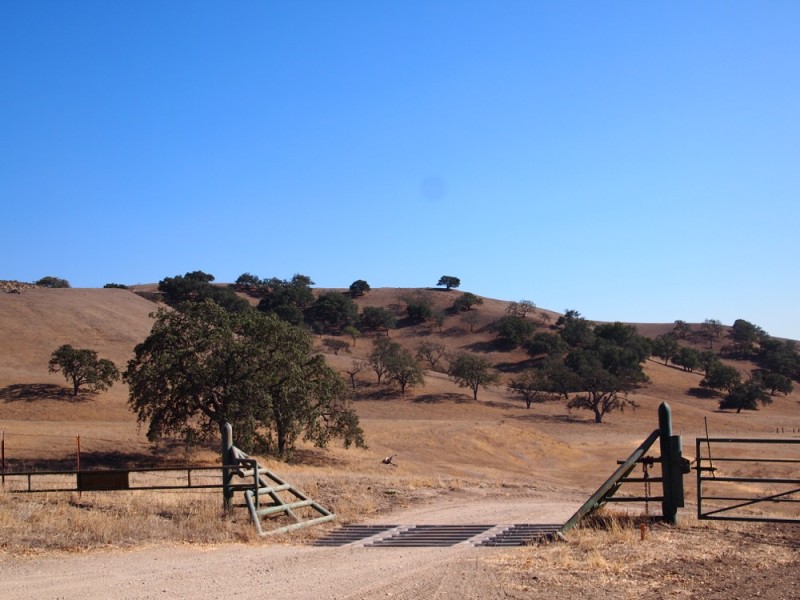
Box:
[0,492,583,600]
[3,491,798,600]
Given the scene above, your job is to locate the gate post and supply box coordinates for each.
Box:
[658,402,684,524]
[221,421,234,513]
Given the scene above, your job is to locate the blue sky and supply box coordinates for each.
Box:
[2,2,799,339]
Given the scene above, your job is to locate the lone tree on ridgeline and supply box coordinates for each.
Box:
[123,300,365,458]
[36,276,70,288]
[349,279,371,298]
[436,275,460,290]
[48,344,120,396]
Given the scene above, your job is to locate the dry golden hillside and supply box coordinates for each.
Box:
[2,285,797,495]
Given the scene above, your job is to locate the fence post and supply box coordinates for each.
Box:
[1,430,5,489]
[658,402,682,524]
[220,422,234,512]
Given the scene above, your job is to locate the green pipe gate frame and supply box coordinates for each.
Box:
[560,402,689,534]
[695,437,800,523]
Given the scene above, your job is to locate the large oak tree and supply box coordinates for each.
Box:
[124,300,364,457]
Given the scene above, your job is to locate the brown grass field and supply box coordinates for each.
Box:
[0,286,798,598]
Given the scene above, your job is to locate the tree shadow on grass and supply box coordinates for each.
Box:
[412,392,471,404]
[687,387,719,399]
[494,359,538,374]
[356,386,401,401]
[510,412,593,425]
[483,399,520,410]
[464,340,507,353]
[285,448,347,468]
[0,383,86,403]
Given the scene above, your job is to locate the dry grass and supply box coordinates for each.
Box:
[489,512,800,599]
[2,287,800,558]
[0,488,257,554]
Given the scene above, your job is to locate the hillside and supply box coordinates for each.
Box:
[1,285,798,496]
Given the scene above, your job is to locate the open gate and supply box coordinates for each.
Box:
[696,437,800,523]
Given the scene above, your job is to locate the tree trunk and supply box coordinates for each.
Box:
[276,419,288,456]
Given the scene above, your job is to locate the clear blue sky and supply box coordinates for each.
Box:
[2,2,799,339]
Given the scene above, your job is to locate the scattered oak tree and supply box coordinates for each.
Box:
[159,271,249,313]
[368,337,401,384]
[506,300,536,319]
[651,334,680,365]
[729,319,768,358]
[448,352,498,401]
[673,320,691,340]
[360,306,396,335]
[700,362,741,394]
[452,292,483,312]
[699,318,724,349]
[525,332,569,358]
[322,338,350,355]
[343,325,362,347]
[563,348,642,423]
[546,321,649,423]
[508,370,552,409]
[757,371,794,396]
[407,301,433,323]
[234,272,261,291]
[556,309,595,348]
[48,344,120,396]
[306,292,359,333]
[494,316,535,348]
[719,380,772,413]
[672,347,700,372]
[415,341,447,371]
[386,348,426,394]
[257,274,316,324]
[123,300,365,457]
[460,310,480,332]
[345,360,367,391]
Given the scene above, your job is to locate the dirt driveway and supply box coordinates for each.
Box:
[1,490,797,600]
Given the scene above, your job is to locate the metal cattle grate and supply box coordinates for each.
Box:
[368,524,496,547]
[313,524,565,548]
[477,524,563,546]
[313,525,400,547]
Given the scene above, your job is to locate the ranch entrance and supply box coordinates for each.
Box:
[5,403,798,545]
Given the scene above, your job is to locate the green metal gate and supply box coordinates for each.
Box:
[696,437,800,523]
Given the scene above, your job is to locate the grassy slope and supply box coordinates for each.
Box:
[1,286,798,497]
